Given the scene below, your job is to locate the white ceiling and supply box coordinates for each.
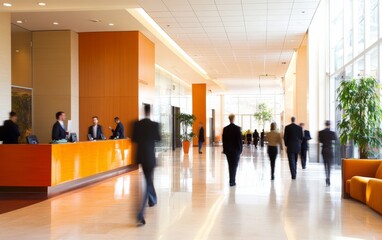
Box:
[4,0,320,93]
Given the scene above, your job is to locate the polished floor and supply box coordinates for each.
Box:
[0,146,382,240]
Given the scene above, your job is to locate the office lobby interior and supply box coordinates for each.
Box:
[1,0,382,239]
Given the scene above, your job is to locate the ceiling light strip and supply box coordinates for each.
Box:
[127,8,210,80]
[155,64,191,88]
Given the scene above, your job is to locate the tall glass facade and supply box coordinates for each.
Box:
[153,67,192,151]
[330,0,380,158]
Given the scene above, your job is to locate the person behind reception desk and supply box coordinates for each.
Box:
[88,116,104,140]
[52,111,68,141]
[3,111,20,144]
[109,117,125,139]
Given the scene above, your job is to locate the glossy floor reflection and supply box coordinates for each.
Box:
[0,146,382,240]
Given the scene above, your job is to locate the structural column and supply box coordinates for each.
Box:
[192,84,206,146]
[32,31,79,143]
[0,13,11,124]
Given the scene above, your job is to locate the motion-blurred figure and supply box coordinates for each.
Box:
[222,114,243,187]
[318,120,337,186]
[132,105,161,225]
[266,122,283,180]
[299,122,312,169]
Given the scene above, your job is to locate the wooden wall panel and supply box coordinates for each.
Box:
[192,84,207,146]
[138,32,155,106]
[79,32,141,140]
[33,31,75,143]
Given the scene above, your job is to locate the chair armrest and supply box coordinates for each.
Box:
[342,159,382,198]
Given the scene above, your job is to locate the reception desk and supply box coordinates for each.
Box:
[0,139,136,196]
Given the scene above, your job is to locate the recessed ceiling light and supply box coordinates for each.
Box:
[108,23,114,26]
[16,20,22,24]
[53,22,59,25]
[3,3,12,7]
[89,19,101,23]
[38,2,46,6]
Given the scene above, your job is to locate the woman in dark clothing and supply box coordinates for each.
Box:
[253,129,259,148]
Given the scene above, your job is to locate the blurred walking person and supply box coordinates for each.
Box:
[318,120,337,186]
[260,129,265,148]
[132,105,161,225]
[284,116,303,180]
[299,122,312,169]
[246,130,252,146]
[253,129,259,148]
[266,122,283,180]
[198,122,205,154]
[222,114,243,187]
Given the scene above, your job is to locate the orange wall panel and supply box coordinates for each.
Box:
[192,84,207,146]
[0,145,52,186]
[79,32,141,141]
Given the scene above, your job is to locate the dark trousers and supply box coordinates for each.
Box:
[322,148,333,181]
[267,146,278,178]
[198,141,203,152]
[137,166,157,220]
[226,153,240,184]
[287,152,298,179]
[254,140,258,148]
[300,148,307,169]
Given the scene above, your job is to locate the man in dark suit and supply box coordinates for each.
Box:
[198,122,205,154]
[132,105,161,225]
[3,111,20,144]
[109,117,125,139]
[284,116,303,179]
[88,116,104,140]
[222,114,243,187]
[319,120,337,186]
[52,111,67,141]
[299,122,312,169]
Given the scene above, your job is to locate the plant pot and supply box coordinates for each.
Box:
[182,141,190,154]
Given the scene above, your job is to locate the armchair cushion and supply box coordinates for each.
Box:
[350,176,373,203]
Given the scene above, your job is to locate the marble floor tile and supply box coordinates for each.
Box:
[0,146,381,240]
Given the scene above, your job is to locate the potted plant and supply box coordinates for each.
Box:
[254,103,273,130]
[177,113,196,154]
[337,77,382,159]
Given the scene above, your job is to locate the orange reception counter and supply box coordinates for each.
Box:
[0,139,136,197]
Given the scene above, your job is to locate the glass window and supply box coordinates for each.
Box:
[354,57,365,77]
[344,0,353,63]
[365,46,379,78]
[354,0,365,55]
[367,0,378,46]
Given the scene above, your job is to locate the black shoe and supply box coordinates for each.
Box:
[199,152,202,154]
[271,176,274,180]
[229,183,236,187]
[148,202,156,207]
[292,177,296,180]
[137,218,146,226]
[326,178,330,186]
[302,167,306,170]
